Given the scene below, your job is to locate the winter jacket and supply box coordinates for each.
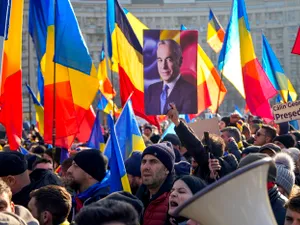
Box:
[295,172,300,186]
[174,120,238,183]
[12,169,62,207]
[69,185,109,221]
[269,185,288,225]
[227,140,242,162]
[136,174,173,225]
[14,205,39,225]
[69,172,110,221]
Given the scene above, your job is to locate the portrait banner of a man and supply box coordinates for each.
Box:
[143,30,198,115]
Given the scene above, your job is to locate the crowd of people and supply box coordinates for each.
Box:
[1,104,300,225]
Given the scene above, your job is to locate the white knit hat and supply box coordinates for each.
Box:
[274,152,295,196]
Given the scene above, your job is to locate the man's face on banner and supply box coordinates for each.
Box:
[157,43,181,83]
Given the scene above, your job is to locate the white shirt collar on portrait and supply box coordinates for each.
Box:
[163,74,181,97]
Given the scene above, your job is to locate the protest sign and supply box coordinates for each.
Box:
[188,117,219,138]
[143,29,198,115]
[272,100,300,123]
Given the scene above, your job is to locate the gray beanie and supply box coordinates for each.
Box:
[274,152,295,196]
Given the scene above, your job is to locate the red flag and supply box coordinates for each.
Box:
[0,0,24,150]
[292,27,300,55]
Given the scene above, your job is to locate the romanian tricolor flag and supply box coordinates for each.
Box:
[87,110,105,152]
[207,8,225,53]
[97,93,120,117]
[37,65,44,106]
[105,114,131,193]
[262,34,297,103]
[106,0,159,129]
[98,43,116,100]
[292,27,300,55]
[26,84,44,136]
[181,25,227,114]
[29,0,99,148]
[0,0,23,150]
[218,0,277,119]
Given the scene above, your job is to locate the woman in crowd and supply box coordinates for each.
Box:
[168,175,207,225]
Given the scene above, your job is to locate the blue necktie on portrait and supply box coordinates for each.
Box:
[160,84,169,114]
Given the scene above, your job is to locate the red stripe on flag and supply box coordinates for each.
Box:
[217,29,225,43]
[243,59,277,119]
[292,27,300,55]
[44,81,79,147]
[196,80,211,114]
[118,65,160,129]
[76,107,96,143]
[0,70,22,150]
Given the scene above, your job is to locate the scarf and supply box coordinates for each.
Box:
[73,170,110,212]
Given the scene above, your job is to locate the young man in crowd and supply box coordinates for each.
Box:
[125,152,143,195]
[254,124,277,146]
[28,185,71,225]
[136,142,175,225]
[0,179,38,224]
[67,149,110,219]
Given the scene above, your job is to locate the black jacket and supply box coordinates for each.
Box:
[269,185,288,225]
[174,120,238,183]
[12,169,62,207]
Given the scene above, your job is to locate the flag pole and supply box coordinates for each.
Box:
[28,33,32,125]
[52,0,57,148]
[110,62,116,122]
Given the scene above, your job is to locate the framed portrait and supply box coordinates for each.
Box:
[143,29,198,115]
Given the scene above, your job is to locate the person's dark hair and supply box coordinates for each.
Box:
[292,131,300,142]
[202,134,225,158]
[75,199,139,225]
[150,134,161,144]
[250,123,261,134]
[0,179,12,202]
[285,192,300,212]
[30,185,71,225]
[32,158,52,170]
[252,119,263,124]
[221,126,242,143]
[31,145,46,155]
[242,124,251,136]
[262,125,277,140]
[45,148,60,166]
[61,157,73,174]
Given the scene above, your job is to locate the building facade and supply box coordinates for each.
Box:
[22,0,300,119]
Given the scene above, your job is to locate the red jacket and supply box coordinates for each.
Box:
[143,192,170,225]
[136,175,173,225]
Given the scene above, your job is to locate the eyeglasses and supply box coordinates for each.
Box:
[256,132,266,137]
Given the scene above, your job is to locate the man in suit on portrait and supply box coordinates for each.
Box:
[145,39,197,115]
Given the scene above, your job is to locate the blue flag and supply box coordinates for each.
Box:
[106,114,131,193]
[87,110,105,152]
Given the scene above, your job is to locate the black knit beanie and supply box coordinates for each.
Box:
[103,191,144,220]
[73,149,107,182]
[142,142,175,172]
[0,152,28,176]
[273,134,295,149]
[176,175,207,194]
